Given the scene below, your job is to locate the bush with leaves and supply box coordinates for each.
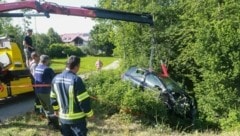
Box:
[86,70,171,124]
[121,88,168,122]
[47,43,85,58]
[86,70,127,115]
[219,109,240,131]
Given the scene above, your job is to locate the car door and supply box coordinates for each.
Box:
[144,73,165,91]
[131,68,146,87]
[123,67,146,87]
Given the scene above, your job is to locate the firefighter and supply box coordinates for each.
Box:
[34,54,59,129]
[50,55,94,136]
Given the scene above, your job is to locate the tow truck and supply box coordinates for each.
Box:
[0,0,153,98]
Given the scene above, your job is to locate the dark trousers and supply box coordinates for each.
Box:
[34,95,42,114]
[36,93,54,116]
[37,93,59,129]
[61,121,88,136]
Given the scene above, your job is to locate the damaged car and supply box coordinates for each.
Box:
[122,66,197,120]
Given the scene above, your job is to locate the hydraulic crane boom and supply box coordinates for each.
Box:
[0,1,154,99]
[0,0,154,25]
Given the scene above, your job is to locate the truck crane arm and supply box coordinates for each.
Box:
[0,0,153,25]
[0,0,154,99]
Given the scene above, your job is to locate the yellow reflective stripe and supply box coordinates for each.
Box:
[77,92,89,102]
[53,105,59,110]
[69,85,74,114]
[35,105,42,108]
[85,110,94,117]
[54,84,63,113]
[50,91,56,98]
[59,112,86,120]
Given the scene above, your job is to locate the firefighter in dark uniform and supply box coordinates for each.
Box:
[50,55,94,136]
[34,54,59,129]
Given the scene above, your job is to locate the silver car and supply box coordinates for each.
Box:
[122,66,197,120]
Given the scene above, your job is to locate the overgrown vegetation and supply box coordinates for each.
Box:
[86,70,195,130]
[92,0,240,130]
[87,70,166,120]
[1,70,240,135]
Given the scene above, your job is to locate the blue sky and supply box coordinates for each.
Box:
[8,0,98,34]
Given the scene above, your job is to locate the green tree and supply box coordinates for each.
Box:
[89,23,115,56]
[33,33,50,54]
[96,0,240,130]
[33,28,62,54]
[47,28,62,45]
[180,0,240,125]
[97,0,155,68]
[0,17,24,48]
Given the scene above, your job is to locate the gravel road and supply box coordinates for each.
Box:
[0,93,34,122]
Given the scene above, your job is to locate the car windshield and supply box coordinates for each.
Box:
[159,76,183,92]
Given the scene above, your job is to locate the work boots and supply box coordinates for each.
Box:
[47,115,60,130]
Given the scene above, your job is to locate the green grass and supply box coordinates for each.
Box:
[1,112,240,136]
[51,56,118,74]
[0,112,61,136]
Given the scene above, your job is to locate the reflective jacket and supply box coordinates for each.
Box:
[34,64,55,94]
[50,70,93,124]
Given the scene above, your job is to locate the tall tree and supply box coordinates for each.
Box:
[97,0,155,67]
[89,23,115,56]
[174,0,240,126]
[33,33,50,54]
[47,28,62,45]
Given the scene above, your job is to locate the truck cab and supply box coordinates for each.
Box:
[0,36,33,98]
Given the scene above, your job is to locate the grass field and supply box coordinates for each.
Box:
[51,56,119,74]
[1,112,240,136]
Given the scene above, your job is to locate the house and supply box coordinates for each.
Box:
[60,33,90,46]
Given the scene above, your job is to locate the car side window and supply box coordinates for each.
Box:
[130,69,145,82]
[145,74,164,88]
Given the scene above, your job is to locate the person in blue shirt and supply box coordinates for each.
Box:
[34,54,59,129]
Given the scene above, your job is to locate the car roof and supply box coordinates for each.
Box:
[126,66,157,75]
[125,66,185,92]
[126,66,180,85]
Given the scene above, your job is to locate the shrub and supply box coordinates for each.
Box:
[219,109,240,131]
[79,45,99,56]
[121,88,168,122]
[86,70,127,116]
[47,43,85,58]
[86,70,168,123]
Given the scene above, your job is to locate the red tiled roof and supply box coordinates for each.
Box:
[60,33,90,43]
